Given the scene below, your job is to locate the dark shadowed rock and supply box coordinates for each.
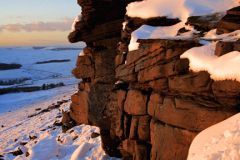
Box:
[217,6,240,34]
[186,13,225,32]
[169,71,212,95]
[91,132,100,138]
[135,142,148,160]
[124,90,148,115]
[148,96,238,132]
[47,104,60,110]
[138,115,151,141]
[129,116,139,140]
[20,142,28,146]
[38,109,49,114]
[150,118,196,160]
[8,147,23,156]
[212,80,240,107]
[29,135,37,140]
[61,110,75,133]
[215,41,240,56]
[122,139,136,155]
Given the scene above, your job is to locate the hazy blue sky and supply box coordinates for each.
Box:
[0,0,83,47]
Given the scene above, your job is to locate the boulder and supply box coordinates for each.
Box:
[169,71,212,95]
[129,116,139,140]
[217,6,240,34]
[148,96,238,132]
[124,90,148,115]
[122,139,137,155]
[138,59,189,83]
[124,113,132,139]
[150,118,196,160]
[138,115,151,141]
[61,110,75,133]
[135,142,148,160]
[186,13,225,32]
[70,91,89,124]
[215,41,240,57]
[149,78,168,92]
[212,80,240,107]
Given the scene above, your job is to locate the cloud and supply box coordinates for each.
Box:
[9,16,23,19]
[0,19,74,32]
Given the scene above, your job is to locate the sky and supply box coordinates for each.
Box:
[0,0,85,47]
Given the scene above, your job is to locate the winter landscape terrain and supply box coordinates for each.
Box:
[0,47,120,160]
[1,0,240,159]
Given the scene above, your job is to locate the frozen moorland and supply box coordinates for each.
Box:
[0,46,81,113]
[0,47,121,160]
[0,85,110,160]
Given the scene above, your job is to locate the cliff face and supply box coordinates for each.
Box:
[68,1,240,159]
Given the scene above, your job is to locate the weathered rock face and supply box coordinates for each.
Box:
[217,6,240,34]
[69,3,240,160]
[114,38,240,160]
[186,13,225,33]
[68,0,136,43]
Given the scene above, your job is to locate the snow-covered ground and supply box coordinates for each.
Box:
[0,47,80,86]
[0,46,121,160]
[0,47,81,113]
[0,84,109,160]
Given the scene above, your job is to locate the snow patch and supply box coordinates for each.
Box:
[181,42,240,82]
[122,22,128,30]
[71,14,82,32]
[115,80,124,85]
[129,22,187,51]
[79,51,85,56]
[204,29,240,41]
[24,137,59,160]
[126,0,239,19]
[127,0,239,51]
[188,113,240,160]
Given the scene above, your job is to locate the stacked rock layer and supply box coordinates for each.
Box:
[69,2,240,160]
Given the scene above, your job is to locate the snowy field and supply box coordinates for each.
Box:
[0,85,110,160]
[1,0,240,159]
[0,46,120,160]
[0,46,81,113]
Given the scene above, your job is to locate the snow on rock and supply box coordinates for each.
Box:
[204,29,240,41]
[126,0,239,20]
[71,14,82,32]
[122,22,128,30]
[126,0,239,51]
[115,80,124,85]
[188,113,240,160]
[128,22,189,51]
[181,42,240,82]
[79,51,85,56]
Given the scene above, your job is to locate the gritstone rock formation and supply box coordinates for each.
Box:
[68,1,240,159]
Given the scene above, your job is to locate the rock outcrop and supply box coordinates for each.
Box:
[217,6,240,34]
[68,2,240,159]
